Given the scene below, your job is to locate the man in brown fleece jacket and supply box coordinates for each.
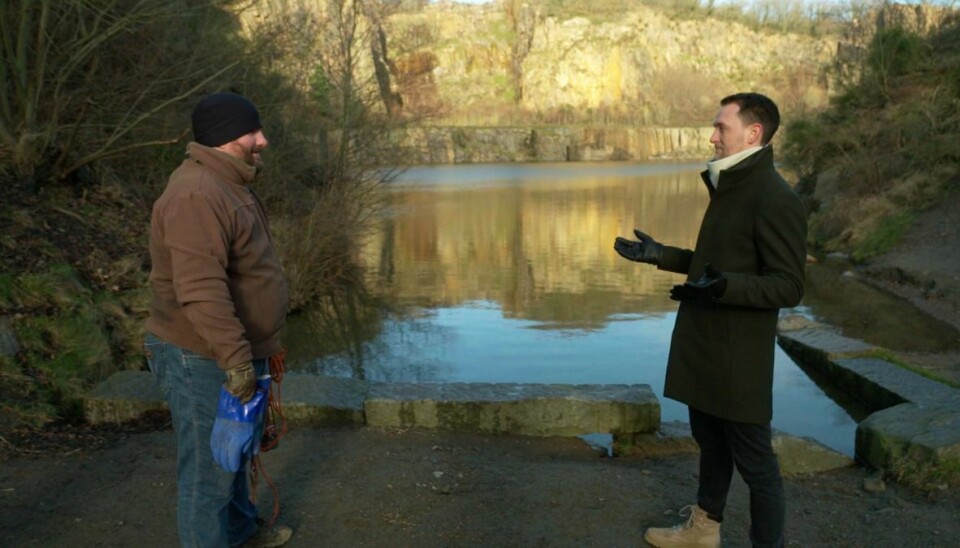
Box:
[145,92,291,547]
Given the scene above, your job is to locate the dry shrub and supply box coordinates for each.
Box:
[0,0,243,186]
[273,177,384,312]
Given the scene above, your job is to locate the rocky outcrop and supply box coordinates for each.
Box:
[388,3,836,124]
[520,11,832,116]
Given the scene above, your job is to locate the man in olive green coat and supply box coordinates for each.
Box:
[615,93,806,548]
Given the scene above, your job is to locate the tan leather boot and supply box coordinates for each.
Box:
[643,504,721,547]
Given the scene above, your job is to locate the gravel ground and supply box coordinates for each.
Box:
[2,424,959,547]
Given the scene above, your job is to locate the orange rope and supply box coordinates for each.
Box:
[250,454,280,528]
[249,349,289,528]
[261,351,289,452]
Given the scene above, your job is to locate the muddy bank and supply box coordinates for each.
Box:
[802,187,960,388]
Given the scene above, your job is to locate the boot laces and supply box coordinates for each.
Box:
[675,504,710,531]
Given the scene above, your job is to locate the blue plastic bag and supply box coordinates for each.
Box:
[210,377,270,472]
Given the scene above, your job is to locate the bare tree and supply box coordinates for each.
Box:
[239,0,411,310]
[0,0,241,186]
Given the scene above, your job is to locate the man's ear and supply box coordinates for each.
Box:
[747,123,763,146]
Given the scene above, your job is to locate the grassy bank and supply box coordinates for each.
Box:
[0,178,151,429]
[784,12,960,261]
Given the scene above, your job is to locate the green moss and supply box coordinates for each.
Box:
[11,264,88,310]
[7,264,116,424]
[864,348,960,390]
[852,213,914,262]
[890,453,960,489]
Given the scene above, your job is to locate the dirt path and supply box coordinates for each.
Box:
[2,424,958,547]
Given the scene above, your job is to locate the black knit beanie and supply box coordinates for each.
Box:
[191,92,262,147]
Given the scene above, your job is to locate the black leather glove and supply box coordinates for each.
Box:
[224,361,256,403]
[614,229,663,265]
[670,263,728,302]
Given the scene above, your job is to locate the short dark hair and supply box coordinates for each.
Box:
[720,93,780,145]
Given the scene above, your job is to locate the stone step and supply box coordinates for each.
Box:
[364,381,660,436]
[84,371,660,437]
[835,357,958,408]
[856,398,960,481]
[778,318,960,485]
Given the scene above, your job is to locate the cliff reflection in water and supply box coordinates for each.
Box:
[364,162,708,329]
[286,162,859,455]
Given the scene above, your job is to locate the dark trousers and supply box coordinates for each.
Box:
[689,407,785,548]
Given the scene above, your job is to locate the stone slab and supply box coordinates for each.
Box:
[84,373,660,437]
[856,398,960,476]
[779,325,960,485]
[363,382,660,436]
[778,327,876,358]
[836,358,958,406]
[279,373,367,426]
[778,331,900,412]
[84,370,167,425]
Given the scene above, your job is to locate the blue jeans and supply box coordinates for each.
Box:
[145,332,264,547]
[689,407,785,548]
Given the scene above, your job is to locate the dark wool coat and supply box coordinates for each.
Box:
[657,145,807,424]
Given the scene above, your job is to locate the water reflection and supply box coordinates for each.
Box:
[363,162,706,325]
[286,162,859,455]
[802,263,960,352]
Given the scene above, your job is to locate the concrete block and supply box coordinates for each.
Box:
[84,370,166,424]
[280,374,367,427]
[856,399,960,482]
[364,382,659,436]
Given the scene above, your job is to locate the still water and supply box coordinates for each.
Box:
[288,162,859,455]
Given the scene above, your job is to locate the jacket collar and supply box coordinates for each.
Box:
[186,142,257,187]
[699,145,775,195]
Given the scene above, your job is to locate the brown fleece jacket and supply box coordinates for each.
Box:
[146,143,289,369]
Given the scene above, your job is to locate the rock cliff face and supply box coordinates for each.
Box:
[388,2,837,126]
[376,1,839,162]
[237,1,843,162]
[518,10,833,118]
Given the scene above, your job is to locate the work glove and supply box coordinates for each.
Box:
[670,263,728,302]
[224,361,256,404]
[614,229,663,266]
[210,377,270,473]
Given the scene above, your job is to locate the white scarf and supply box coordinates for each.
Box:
[706,146,763,189]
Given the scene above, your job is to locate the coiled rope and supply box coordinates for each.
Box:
[250,350,289,528]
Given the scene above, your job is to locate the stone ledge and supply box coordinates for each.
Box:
[84,370,168,425]
[364,382,660,436]
[856,398,960,476]
[83,372,659,437]
[836,358,958,407]
[778,317,960,485]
